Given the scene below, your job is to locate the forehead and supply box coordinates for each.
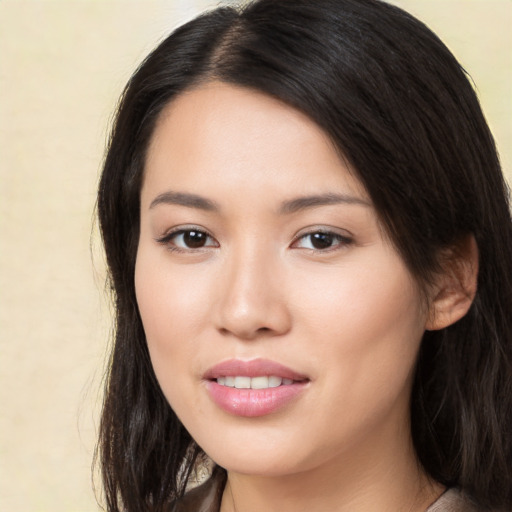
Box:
[142,81,368,206]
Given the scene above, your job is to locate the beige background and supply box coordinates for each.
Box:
[0,1,510,511]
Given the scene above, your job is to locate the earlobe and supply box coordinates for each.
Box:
[425,235,479,331]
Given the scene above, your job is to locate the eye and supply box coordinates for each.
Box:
[292,230,352,251]
[156,228,219,251]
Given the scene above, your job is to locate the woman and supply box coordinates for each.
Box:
[96,0,512,511]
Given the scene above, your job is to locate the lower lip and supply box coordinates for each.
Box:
[205,380,308,417]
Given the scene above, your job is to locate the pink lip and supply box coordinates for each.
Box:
[203,358,308,380]
[203,359,309,417]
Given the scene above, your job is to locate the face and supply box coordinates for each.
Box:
[135,82,429,477]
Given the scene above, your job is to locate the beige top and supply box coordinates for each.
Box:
[425,488,479,512]
[172,473,481,512]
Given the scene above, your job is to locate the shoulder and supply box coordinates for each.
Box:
[170,469,226,512]
[425,488,482,512]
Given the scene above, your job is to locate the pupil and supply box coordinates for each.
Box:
[311,233,333,249]
[184,231,206,248]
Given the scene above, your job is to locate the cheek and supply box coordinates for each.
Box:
[296,257,426,409]
[134,248,211,390]
[298,255,424,336]
[135,244,211,334]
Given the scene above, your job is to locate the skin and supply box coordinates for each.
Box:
[135,82,448,511]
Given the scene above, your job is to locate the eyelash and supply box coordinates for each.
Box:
[156,226,218,253]
[156,227,353,253]
[291,229,353,252]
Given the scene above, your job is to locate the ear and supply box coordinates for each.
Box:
[425,235,479,331]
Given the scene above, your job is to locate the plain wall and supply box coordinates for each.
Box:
[0,1,510,511]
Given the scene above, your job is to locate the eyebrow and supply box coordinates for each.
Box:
[279,193,371,214]
[149,191,219,211]
[148,190,370,214]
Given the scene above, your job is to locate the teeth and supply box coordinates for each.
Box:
[234,376,251,389]
[268,376,282,388]
[216,376,293,389]
[251,376,269,389]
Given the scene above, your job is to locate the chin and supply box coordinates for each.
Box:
[197,430,330,479]
[210,453,302,477]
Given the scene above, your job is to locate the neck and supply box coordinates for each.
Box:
[220,419,443,512]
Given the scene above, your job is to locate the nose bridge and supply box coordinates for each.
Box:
[215,237,290,339]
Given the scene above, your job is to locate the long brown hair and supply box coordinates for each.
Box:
[97,1,512,510]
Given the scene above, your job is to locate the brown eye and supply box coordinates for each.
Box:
[309,233,335,249]
[293,230,353,251]
[157,228,219,251]
[182,230,208,248]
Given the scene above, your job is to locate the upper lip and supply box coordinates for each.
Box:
[203,358,309,381]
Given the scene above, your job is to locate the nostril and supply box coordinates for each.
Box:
[214,292,292,339]
[218,325,276,340]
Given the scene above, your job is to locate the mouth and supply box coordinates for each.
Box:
[203,359,309,417]
[215,375,295,389]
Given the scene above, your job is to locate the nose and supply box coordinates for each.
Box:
[214,248,292,340]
